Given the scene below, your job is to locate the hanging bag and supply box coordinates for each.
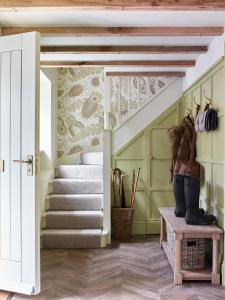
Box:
[195,100,218,132]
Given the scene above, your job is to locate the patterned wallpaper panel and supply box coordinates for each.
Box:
[57,67,104,159]
[110,76,172,129]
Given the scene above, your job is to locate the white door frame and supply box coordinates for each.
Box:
[0,32,40,295]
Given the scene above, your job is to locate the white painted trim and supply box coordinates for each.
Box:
[101,230,109,247]
[183,28,225,91]
[112,78,183,154]
[103,130,111,244]
[0,281,34,295]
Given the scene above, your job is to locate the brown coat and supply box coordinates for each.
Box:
[168,116,197,181]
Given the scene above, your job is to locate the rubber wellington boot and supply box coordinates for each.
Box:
[173,175,186,217]
[184,176,216,225]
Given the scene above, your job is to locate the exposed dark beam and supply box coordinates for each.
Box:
[40,60,195,67]
[106,71,186,77]
[1,27,224,37]
[1,1,225,11]
[41,45,208,54]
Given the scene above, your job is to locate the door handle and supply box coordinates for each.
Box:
[13,155,33,176]
[13,159,32,164]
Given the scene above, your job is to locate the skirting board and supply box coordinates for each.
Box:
[147,220,160,234]
[132,221,146,235]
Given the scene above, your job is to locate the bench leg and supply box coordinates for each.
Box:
[212,237,220,285]
[160,215,166,248]
[174,237,182,285]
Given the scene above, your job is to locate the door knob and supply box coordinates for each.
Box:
[13,155,33,176]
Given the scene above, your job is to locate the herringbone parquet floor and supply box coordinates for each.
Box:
[13,236,225,300]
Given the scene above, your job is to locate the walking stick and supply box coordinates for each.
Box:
[131,168,141,208]
[120,174,128,208]
[130,170,135,208]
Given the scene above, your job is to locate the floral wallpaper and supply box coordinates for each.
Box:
[57,67,104,159]
[110,76,172,129]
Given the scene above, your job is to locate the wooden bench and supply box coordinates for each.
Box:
[159,207,223,285]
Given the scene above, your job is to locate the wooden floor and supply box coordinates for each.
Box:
[12,236,225,300]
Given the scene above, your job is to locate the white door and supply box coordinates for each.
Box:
[0,32,40,295]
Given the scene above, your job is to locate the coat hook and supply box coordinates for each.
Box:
[193,97,200,107]
[203,89,212,105]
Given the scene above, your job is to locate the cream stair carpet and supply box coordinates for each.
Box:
[42,152,103,249]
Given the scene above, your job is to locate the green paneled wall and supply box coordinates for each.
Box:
[112,57,225,282]
[112,58,225,238]
[113,101,182,234]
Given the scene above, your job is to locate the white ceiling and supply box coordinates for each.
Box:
[41,53,200,61]
[1,11,225,27]
[41,36,214,46]
[1,10,224,74]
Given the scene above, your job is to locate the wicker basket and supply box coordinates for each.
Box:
[112,208,134,239]
[167,224,205,270]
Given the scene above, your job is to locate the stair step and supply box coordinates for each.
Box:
[44,211,103,229]
[47,194,103,211]
[50,178,103,194]
[41,229,102,249]
[80,152,103,166]
[56,165,103,179]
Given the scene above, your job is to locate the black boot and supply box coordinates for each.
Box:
[173,175,186,217]
[184,176,216,225]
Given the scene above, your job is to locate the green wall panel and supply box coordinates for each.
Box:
[112,60,225,278]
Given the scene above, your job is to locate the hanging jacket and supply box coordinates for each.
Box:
[168,116,197,182]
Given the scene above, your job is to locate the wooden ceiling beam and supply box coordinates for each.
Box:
[1,1,225,11]
[41,45,207,54]
[106,71,186,77]
[41,60,195,67]
[2,27,224,37]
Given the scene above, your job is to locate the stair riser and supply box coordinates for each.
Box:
[50,181,103,194]
[44,215,103,229]
[56,165,103,180]
[47,197,103,211]
[80,152,103,166]
[41,234,101,249]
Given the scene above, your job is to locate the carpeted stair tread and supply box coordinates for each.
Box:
[50,178,103,194]
[44,210,103,229]
[47,194,103,211]
[80,152,103,166]
[41,229,101,249]
[56,164,103,179]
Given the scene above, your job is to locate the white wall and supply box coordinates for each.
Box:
[41,68,58,166]
[183,29,225,91]
[39,68,58,214]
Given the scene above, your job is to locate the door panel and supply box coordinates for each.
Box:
[0,51,11,261]
[11,50,22,262]
[0,33,40,295]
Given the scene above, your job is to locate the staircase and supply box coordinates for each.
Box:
[41,152,105,249]
[111,77,183,154]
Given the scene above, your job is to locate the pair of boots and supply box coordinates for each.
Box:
[173,175,216,225]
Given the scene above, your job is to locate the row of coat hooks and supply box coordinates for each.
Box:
[186,89,213,114]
